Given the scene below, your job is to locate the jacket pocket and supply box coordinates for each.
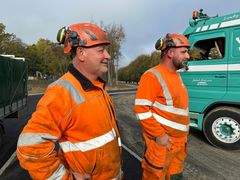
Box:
[91,148,103,175]
[142,140,167,176]
[64,149,97,175]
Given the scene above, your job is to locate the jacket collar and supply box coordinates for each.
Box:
[68,64,106,91]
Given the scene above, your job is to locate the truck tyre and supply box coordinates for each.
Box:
[203,106,240,150]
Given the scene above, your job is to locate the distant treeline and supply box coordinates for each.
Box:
[118,51,161,83]
[0,22,125,82]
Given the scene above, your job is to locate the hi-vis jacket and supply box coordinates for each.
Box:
[134,64,190,139]
[17,64,121,180]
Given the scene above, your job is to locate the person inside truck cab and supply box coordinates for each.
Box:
[189,38,225,60]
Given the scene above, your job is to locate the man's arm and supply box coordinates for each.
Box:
[134,72,166,138]
[17,88,74,180]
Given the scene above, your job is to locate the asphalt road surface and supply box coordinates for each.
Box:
[0,95,42,168]
[112,94,240,180]
[0,94,141,180]
[0,93,239,180]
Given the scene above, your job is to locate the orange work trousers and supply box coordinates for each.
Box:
[142,137,187,180]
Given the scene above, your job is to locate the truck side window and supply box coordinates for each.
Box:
[189,37,225,61]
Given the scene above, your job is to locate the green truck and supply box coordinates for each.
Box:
[0,55,28,146]
[179,9,240,150]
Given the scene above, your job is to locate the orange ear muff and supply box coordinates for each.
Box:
[155,38,164,50]
[57,26,67,44]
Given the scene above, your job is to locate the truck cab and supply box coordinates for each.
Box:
[179,9,240,150]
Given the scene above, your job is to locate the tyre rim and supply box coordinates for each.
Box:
[212,117,240,143]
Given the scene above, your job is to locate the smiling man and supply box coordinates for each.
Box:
[17,23,122,180]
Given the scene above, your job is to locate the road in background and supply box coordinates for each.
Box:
[112,94,240,180]
[0,95,42,168]
[0,93,239,180]
[0,93,141,180]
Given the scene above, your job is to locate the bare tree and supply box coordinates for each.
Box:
[103,23,125,86]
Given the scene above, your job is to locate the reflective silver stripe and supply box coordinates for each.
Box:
[60,128,116,152]
[147,69,173,106]
[135,99,152,106]
[47,163,66,180]
[153,113,189,132]
[118,137,122,147]
[49,79,85,104]
[153,101,189,116]
[18,133,59,146]
[136,112,152,120]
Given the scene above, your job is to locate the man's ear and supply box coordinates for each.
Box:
[76,47,85,62]
[167,48,175,58]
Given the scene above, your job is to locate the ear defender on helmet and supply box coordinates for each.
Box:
[58,23,110,54]
[67,31,80,48]
[155,33,190,52]
[57,27,67,45]
[57,26,80,48]
[155,38,164,50]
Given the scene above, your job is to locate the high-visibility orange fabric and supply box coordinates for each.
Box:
[135,64,189,137]
[17,65,121,180]
[134,64,190,179]
[142,137,187,180]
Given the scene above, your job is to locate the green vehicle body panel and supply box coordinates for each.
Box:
[180,11,240,130]
[184,12,240,35]
[0,55,28,120]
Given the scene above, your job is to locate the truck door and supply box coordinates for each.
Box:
[228,28,240,100]
[179,32,227,113]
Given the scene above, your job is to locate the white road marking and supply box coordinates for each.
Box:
[29,93,43,96]
[122,143,142,162]
[0,151,16,176]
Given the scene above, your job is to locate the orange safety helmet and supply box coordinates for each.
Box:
[57,23,110,53]
[155,33,190,52]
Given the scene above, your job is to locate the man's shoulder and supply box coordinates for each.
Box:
[143,64,161,77]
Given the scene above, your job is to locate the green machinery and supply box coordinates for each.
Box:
[180,9,240,150]
[0,55,28,146]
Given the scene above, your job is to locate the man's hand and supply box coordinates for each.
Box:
[156,134,172,150]
[73,173,91,180]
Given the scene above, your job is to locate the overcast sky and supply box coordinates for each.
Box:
[0,0,239,67]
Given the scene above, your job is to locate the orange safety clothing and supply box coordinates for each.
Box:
[17,64,122,180]
[57,23,110,53]
[134,64,190,179]
[155,33,190,52]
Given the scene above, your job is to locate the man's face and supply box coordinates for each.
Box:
[82,45,111,78]
[172,47,190,70]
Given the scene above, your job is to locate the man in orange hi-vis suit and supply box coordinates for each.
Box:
[134,33,190,180]
[17,23,122,180]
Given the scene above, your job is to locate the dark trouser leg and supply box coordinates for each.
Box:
[170,172,183,180]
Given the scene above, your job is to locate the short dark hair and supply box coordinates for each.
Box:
[160,47,177,58]
[70,47,77,59]
[160,47,170,58]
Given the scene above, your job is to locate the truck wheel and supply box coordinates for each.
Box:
[203,107,240,150]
